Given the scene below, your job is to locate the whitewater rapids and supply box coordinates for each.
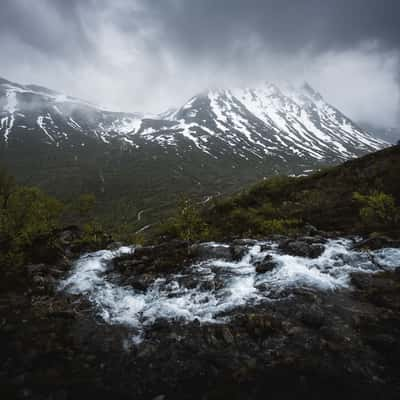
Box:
[59,239,400,342]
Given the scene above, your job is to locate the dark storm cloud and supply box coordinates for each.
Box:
[135,0,400,56]
[3,0,399,65]
[0,0,399,125]
[0,0,95,59]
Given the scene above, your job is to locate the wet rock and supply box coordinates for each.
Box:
[107,241,125,250]
[124,274,155,290]
[304,224,319,236]
[198,280,215,291]
[301,306,325,328]
[259,243,272,252]
[57,226,81,244]
[152,395,166,400]
[231,245,248,261]
[48,267,66,278]
[320,325,346,343]
[232,239,258,246]
[255,255,279,273]
[279,239,324,258]
[114,240,191,278]
[351,272,372,290]
[353,236,400,251]
[301,236,328,245]
[309,244,325,258]
[367,334,397,352]
[203,327,219,346]
[131,246,155,259]
[220,326,235,345]
[243,313,275,336]
[180,275,201,290]
[32,275,45,285]
[117,258,146,271]
[190,243,232,260]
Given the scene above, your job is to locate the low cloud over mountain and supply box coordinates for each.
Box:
[0,0,399,127]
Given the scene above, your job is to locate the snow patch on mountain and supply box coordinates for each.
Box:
[0,76,388,164]
[2,88,18,143]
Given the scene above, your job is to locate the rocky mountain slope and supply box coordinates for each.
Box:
[0,77,144,146]
[359,121,400,144]
[164,83,386,161]
[0,77,385,160]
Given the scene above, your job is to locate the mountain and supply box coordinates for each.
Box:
[0,77,385,160]
[0,76,145,146]
[0,76,388,230]
[359,121,400,144]
[163,83,385,162]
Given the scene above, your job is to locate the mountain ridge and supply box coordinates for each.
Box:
[0,76,386,160]
[0,76,389,230]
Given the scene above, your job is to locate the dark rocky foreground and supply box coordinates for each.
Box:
[1,233,400,400]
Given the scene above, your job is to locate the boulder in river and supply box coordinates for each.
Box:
[279,239,325,258]
[255,255,279,273]
[190,243,232,260]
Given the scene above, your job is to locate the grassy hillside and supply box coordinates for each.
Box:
[159,145,400,241]
[0,135,316,236]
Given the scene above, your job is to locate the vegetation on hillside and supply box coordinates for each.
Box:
[1,145,399,267]
[0,169,62,268]
[157,198,216,242]
[0,135,321,237]
[0,168,108,269]
[158,145,400,241]
[353,191,400,231]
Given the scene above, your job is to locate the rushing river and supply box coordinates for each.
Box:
[59,239,400,342]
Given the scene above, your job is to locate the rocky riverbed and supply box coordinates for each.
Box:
[1,233,400,399]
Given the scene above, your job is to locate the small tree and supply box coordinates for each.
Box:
[0,186,63,267]
[353,191,399,230]
[173,198,210,242]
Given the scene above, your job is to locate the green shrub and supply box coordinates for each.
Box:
[158,198,215,242]
[259,218,301,235]
[75,220,108,248]
[353,191,399,230]
[173,198,212,242]
[0,185,63,268]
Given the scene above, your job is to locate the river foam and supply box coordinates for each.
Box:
[59,239,400,341]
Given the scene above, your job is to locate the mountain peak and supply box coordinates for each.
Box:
[300,82,323,101]
[0,76,387,162]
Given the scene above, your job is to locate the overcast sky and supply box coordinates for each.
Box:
[0,0,399,127]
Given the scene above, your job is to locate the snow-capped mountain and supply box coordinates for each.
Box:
[159,83,386,162]
[0,76,389,224]
[0,77,144,146]
[0,76,386,163]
